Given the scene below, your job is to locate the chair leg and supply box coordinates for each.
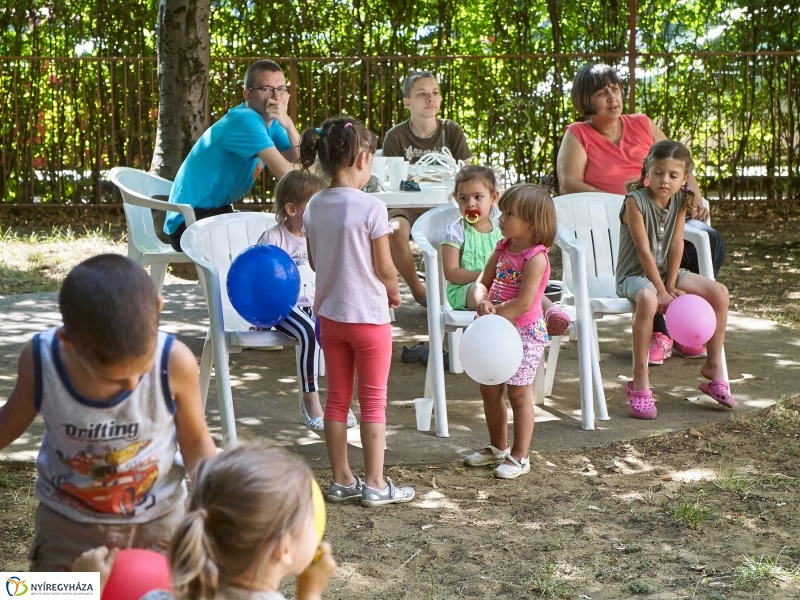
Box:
[544,336,562,397]
[149,262,169,294]
[448,329,463,374]
[199,336,213,411]
[428,323,449,438]
[423,352,434,399]
[590,321,610,422]
[532,357,545,406]
[211,338,237,446]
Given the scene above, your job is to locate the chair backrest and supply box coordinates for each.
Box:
[181,212,279,331]
[555,192,625,300]
[412,204,460,308]
[109,167,174,253]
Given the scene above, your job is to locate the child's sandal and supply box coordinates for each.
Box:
[698,380,735,408]
[625,382,657,419]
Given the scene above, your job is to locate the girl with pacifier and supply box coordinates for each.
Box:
[616,140,732,419]
[464,184,557,479]
[442,167,570,334]
[300,116,415,507]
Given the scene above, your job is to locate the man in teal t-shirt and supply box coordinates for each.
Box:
[165,59,300,250]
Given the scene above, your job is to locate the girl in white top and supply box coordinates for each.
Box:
[170,442,335,600]
[301,117,415,507]
[257,171,356,432]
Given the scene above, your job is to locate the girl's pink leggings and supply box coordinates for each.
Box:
[318,317,392,424]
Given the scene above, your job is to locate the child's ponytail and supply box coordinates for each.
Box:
[170,509,220,600]
[682,185,698,216]
[625,163,647,192]
[300,117,376,179]
[299,127,321,172]
[168,443,314,600]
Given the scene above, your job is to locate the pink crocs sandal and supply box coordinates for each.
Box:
[625,382,657,419]
[698,380,735,408]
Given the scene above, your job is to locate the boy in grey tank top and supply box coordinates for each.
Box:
[0,254,216,571]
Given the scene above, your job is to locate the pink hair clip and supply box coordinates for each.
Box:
[344,122,353,129]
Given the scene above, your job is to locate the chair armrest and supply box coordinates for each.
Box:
[123,194,196,227]
[683,223,714,280]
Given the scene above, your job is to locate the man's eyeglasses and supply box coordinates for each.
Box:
[247,85,289,95]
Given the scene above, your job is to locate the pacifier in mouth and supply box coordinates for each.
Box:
[465,210,480,224]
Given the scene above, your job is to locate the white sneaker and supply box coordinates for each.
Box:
[463,444,510,467]
[300,400,324,431]
[300,401,356,430]
[493,455,531,479]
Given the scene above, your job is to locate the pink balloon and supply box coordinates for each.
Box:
[665,294,716,347]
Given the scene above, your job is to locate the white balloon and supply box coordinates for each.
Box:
[459,314,523,385]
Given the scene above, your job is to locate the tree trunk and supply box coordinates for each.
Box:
[151,0,210,180]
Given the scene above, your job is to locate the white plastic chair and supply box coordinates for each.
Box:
[555,192,727,418]
[109,166,196,293]
[411,205,571,436]
[180,212,309,445]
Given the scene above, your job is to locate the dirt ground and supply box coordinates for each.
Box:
[1,202,799,598]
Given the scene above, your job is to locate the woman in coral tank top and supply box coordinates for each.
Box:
[556,63,726,365]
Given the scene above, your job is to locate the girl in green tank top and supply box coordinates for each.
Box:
[441,166,502,310]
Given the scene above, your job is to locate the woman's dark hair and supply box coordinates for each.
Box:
[570,64,624,116]
[299,117,377,178]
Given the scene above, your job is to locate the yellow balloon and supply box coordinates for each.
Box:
[311,477,326,543]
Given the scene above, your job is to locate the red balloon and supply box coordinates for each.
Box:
[102,549,171,600]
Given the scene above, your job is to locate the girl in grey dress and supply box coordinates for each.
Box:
[616,140,733,419]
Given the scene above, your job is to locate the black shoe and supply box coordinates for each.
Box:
[401,343,427,363]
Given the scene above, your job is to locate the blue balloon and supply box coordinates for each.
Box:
[226,245,300,329]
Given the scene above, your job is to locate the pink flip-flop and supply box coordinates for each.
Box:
[699,380,735,408]
[625,382,657,419]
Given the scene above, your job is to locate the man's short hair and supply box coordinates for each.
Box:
[402,70,438,98]
[244,60,284,89]
[570,64,624,116]
[59,254,159,366]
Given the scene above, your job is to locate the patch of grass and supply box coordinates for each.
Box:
[708,592,727,600]
[763,400,800,430]
[713,463,754,496]
[0,226,125,296]
[623,542,642,554]
[785,547,800,560]
[521,564,570,599]
[733,554,800,589]
[622,580,656,594]
[670,499,715,528]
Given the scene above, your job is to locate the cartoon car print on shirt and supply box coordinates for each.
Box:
[59,462,159,516]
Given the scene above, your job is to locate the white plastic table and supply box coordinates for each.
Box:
[370,182,454,209]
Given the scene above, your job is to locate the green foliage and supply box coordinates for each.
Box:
[1,1,799,203]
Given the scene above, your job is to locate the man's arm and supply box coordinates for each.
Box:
[257,146,299,180]
[265,96,300,162]
[169,340,217,477]
[445,121,472,163]
[0,342,39,449]
[381,126,404,157]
